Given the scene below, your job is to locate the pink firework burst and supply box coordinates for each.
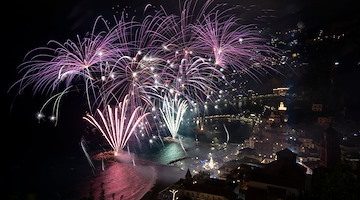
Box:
[12,0,282,127]
[14,17,117,96]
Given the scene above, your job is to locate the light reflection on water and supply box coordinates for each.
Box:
[154,142,187,164]
[137,121,252,166]
[67,122,252,199]
[83,162,157,200]
[136,137,193,164]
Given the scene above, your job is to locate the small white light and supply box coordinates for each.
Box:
[50,115,56,121]
[110,73,115,79]
[239,37,244,44]
[36,113,44,119]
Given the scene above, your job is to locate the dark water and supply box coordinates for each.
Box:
[136,120,253,164]
[3,121,252,200]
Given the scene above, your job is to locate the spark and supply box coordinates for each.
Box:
[11,0,282,150]
[160,94,188,139]
[80,138,95,175]
[83,95,150,155]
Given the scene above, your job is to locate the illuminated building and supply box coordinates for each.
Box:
[229,149,308,200]
[278,102,287,111]
[311,104,323,112]
[272,87,289,96]
[157,169,238,200]
[317,116,332,127]
[340,133,360,170]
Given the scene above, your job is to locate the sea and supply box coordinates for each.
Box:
[4,120,252,200]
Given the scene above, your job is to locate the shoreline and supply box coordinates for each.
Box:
[78,152,184,200]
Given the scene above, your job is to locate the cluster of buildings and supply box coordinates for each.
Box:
[241,98,359,170]
[151,9,360,199]
[156,132,358,200]
[157,149,309,200]
[153,86,359,200]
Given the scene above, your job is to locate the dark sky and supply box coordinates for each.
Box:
[2,0,359,162]
[1,0,359,198]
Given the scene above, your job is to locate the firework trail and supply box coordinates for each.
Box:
[223,123,230,144]
[14,17,116,94]
[160,94,188,139]
[12,0,281,143]
[83,95,150,155]
[35,86,72,126]
[80,138,95,175]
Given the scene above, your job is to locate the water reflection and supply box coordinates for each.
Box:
[154,142,187,164]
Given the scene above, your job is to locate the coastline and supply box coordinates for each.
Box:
[78,153,184,200]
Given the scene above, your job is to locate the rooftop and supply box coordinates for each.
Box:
[178,178,237,199]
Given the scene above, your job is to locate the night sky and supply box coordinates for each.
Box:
[1,0,360,198]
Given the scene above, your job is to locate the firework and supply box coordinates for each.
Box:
[83,95,150,155]
[80,138,95,175]
[160,94,188,139]
[36,86,72,126]
[14,17,117,95]
[12,0,281,140]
